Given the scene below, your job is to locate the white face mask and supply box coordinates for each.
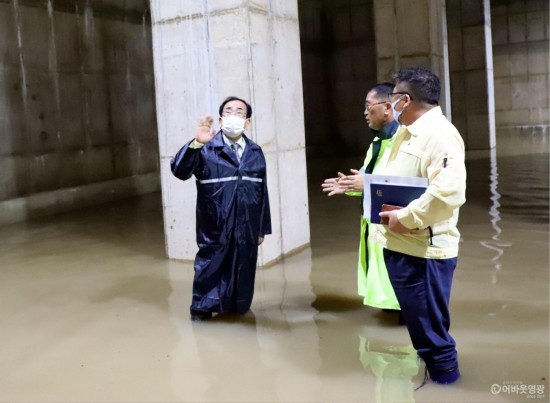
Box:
[221,115,246,138]
[391,96,405,123]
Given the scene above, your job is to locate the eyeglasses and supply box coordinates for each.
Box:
[221,108,247,119]
[365,100,387,112]
[388,91,413,101]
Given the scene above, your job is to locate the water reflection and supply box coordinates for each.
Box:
[479,147,512,284]
[495,132,549,223]
[167,248,323,402]
[188,312,279,402]
[167,260,269,401]
[359,339,419,403]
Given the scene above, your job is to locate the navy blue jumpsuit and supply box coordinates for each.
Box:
[171,131,271,314]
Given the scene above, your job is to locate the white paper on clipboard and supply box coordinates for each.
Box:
[363,174,429,220]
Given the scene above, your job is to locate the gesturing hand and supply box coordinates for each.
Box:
[321,172,346,196]
[195,115,216,144]
[338,169,364,192]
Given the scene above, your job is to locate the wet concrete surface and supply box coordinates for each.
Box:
[0,133,548,402]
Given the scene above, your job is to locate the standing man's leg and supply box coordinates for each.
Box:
[383,249,460,383]
[190,244,228,320]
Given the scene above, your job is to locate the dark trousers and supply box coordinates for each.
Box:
[383,249,458,374]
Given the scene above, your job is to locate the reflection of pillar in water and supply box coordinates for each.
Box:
[254,248,323,402]
[166,261,209,401]
[167,259,280,402]
[359,337,419,403]
[479,148,511,284]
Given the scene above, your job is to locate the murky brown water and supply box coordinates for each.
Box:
[0,133,548,402]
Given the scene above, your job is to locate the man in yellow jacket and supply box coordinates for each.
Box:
[322,82,400,312]
[375,67,467,384]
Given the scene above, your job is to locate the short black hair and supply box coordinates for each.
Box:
[368,82,394,100]
[393,67,440,105]
[218,96,253,118]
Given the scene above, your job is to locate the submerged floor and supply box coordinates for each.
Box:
[1,132,548,403]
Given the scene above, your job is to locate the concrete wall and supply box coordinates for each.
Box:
[491,0,549,133]
[0,0,158,225]
[299,0,377,157]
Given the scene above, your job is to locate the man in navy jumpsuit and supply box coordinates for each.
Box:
[171,96,271,321]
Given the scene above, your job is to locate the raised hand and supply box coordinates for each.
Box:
[195,115,217,144]
[321,172,346,196]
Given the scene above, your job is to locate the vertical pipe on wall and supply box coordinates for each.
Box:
[483,0,496,148]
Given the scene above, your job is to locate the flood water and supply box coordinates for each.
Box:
[0,132,548,403]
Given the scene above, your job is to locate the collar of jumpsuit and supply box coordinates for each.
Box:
[223,133,246,161]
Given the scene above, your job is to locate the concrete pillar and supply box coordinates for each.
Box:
[447,0,496,150]
[150,1,310,265]
[373,0,451,121]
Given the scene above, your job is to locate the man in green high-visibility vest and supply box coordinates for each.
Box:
[322,82,400,314]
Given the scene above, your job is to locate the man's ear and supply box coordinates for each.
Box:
[403,95,412,109]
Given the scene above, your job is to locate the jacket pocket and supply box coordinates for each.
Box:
[399,141,424,159]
